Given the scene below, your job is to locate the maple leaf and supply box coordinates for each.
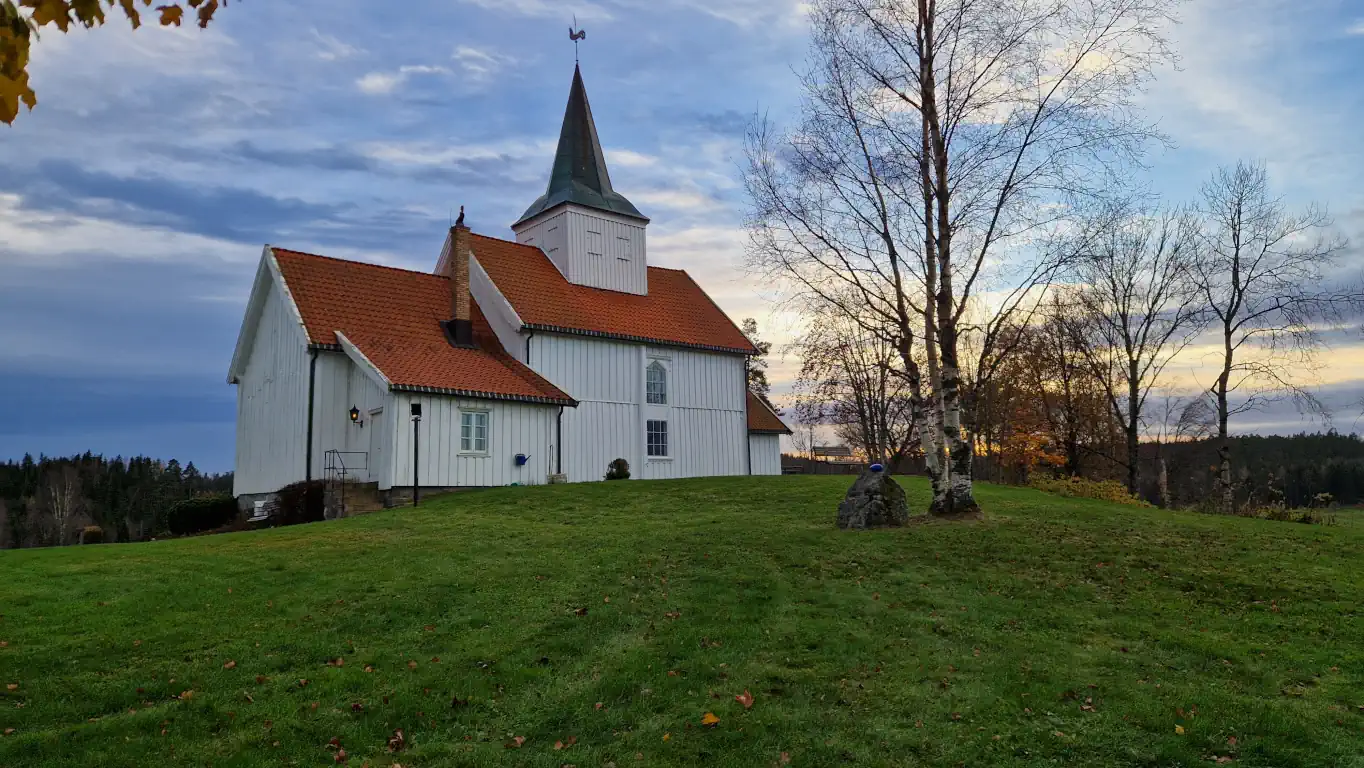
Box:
[388,728,406,752]
[735,690,754,710]
[701,712,720,726]
[155,5,184,26]
[179,690,194,700]
[662,733,671,742]
[505,735,526,749]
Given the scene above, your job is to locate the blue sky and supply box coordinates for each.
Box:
[1,0,1362,471]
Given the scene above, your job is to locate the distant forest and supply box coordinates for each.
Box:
[1142,432,1364,509]
[0,454,233,549]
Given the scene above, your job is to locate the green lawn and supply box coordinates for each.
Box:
[1,476,1362,767]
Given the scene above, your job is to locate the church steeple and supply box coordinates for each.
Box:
[515,64,647,226]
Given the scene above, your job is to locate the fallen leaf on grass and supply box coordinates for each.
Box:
[662,733,671,742]
[407,661,418,670]
[451,697,470,708]
[1175,725,1185,735]
[223,660,237,670]
[364,666,374,673]
[668,670,679,677]
[505,736,526,749]
[1213,757,1234,764]
[3,728,14,736]
[664,611,681,619]
[388,729,406,752]
[5,684,16,691]
[299,680,310,688]
[351,702,364,712]
[328,658,345,667]
[255,675,268,684]
[595,702,604,710]
[1228,736,1238,746]
[179,690,194,700]
[735,690,754,710]
[779,752,791,764]
[701,712,720,726]
[334,747,348,763]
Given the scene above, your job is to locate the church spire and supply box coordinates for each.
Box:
[515,64,647,226]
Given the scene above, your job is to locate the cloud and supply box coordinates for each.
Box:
[4,161,348,245]
[1348,19,1364,35]
[454,46,518,79]
[356,65,452,95]
[459,0,613,20]
[311,29,363,61]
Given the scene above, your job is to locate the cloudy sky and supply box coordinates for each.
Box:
[1,0,1362,471]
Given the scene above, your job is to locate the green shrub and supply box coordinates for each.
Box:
[274,481,326,527]
[604,458,631,481]
[167,494,239,535]
[1030,476,1151,507]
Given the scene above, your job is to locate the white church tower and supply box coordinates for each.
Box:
[511,64,651,295]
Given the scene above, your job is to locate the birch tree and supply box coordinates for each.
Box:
[1192,162,1355,512]
[746,0,1177,517]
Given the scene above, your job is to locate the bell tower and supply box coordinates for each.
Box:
[512,64,650,295]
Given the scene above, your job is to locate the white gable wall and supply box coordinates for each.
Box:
[528,333,747,482]
[233,278,310,497]
[514,205,648,295]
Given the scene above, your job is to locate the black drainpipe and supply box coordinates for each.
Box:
[556,405,564,475]
[524,328,535,364]
[305,348,319,482]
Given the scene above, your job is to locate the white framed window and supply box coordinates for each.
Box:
[646,420,669,457]
[587,229,603,257]
[460,410,489,454]
[646,360,667,405]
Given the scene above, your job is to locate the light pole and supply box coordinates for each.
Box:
[410,402,422,506]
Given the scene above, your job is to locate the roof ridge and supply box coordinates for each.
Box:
[271,246,439,280]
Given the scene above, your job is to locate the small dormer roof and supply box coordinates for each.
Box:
[514,64,648,226]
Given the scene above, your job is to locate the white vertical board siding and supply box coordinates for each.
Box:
[531,334,638,404]
[749,434,782,476]
[527,333,749,482]
[561,401,639,482]
[513,210,570,277]
[308,352,391,485]
[564,208,647,295]
[233,280,310,496]
[530,334,640,481]
[391,393,558,488]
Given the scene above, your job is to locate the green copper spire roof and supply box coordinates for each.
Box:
[515,64,648,226]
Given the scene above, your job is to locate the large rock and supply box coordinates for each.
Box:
[837,467,909,530]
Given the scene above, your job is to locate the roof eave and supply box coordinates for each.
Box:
[392,384,578,407]
[522,323,755,355]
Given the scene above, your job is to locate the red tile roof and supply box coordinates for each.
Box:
[469,233,758,354]
[271,248,575,405]
[747,392,791,434]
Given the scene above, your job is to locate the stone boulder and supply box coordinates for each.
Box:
[836,467,909,530]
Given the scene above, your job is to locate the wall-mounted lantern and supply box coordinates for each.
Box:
[349,406,365,428]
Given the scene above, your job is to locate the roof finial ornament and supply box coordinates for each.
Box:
[455,205,465,228]
[569,16,586,64]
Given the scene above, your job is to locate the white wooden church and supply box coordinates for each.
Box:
[228,63,789,509]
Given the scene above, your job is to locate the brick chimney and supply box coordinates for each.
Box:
[445,207,475,348]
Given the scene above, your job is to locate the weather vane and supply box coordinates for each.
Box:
[569,15,586,64]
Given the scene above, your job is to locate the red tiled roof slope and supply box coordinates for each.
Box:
[272,248,574,404]
[747,391,791,434]
[470,234,758,354]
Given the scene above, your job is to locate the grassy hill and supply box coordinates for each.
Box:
[1,476,1362,767]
